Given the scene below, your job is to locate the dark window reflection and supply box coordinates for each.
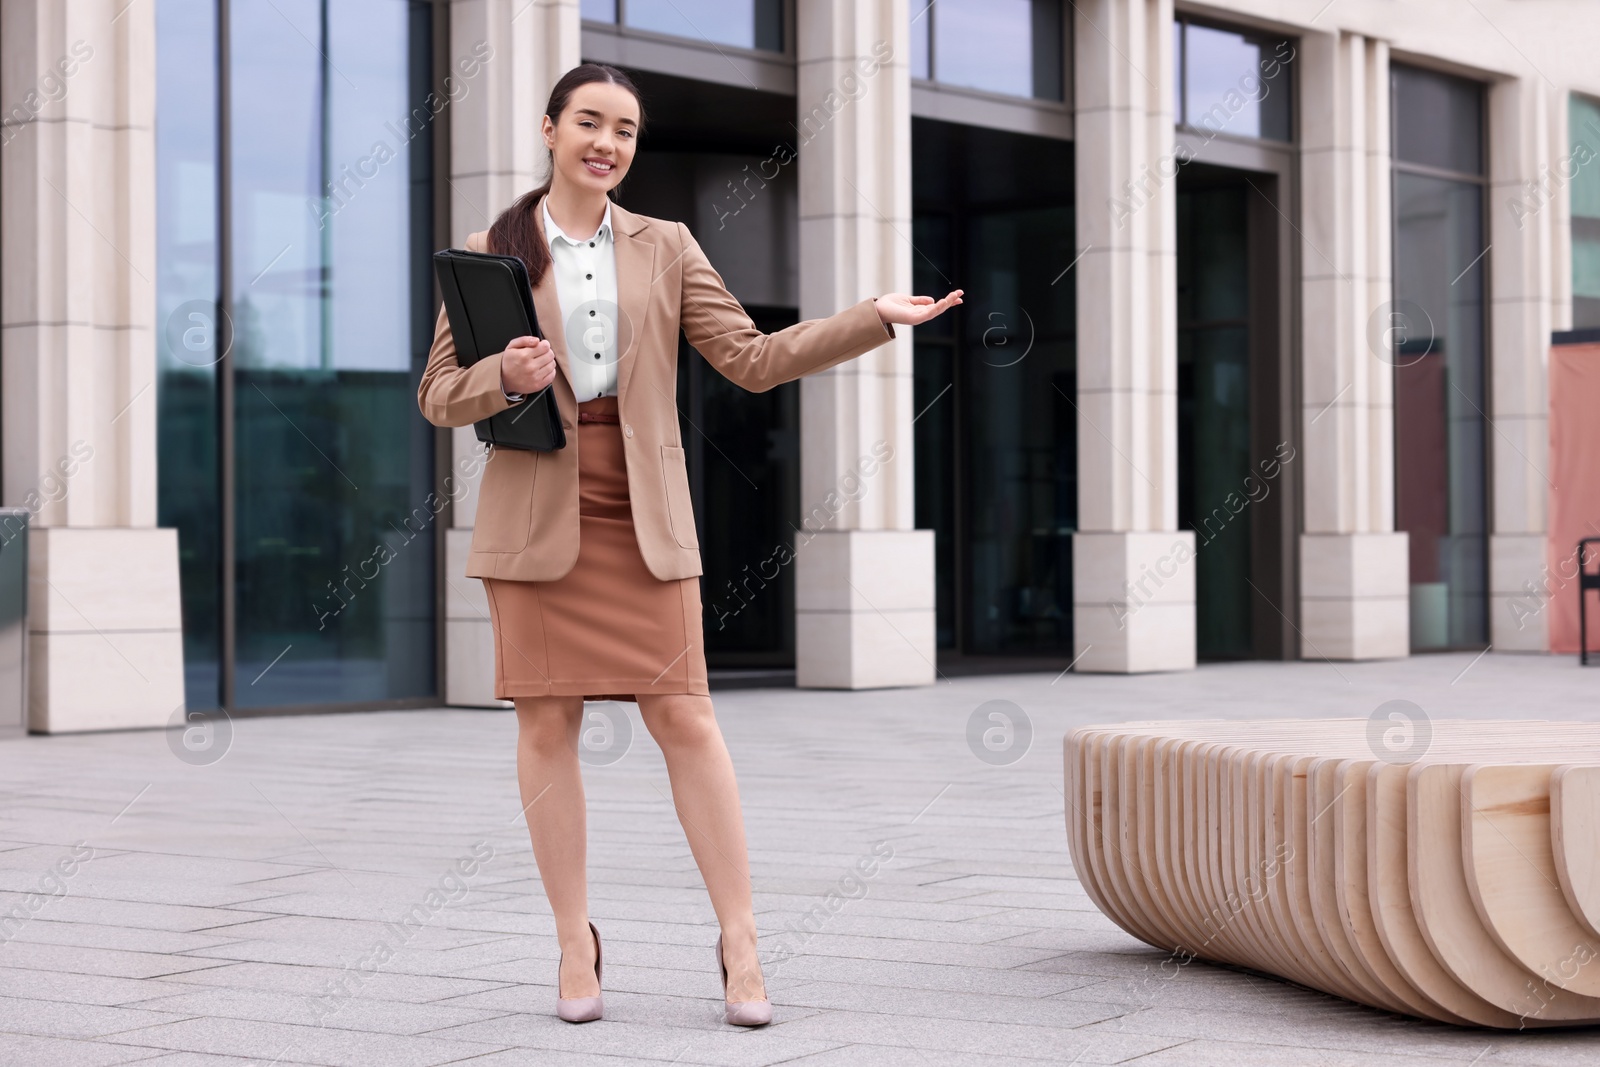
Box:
[962,208,1076,652]
[914,119,1075,656]
[1177,185,1252,660]
[1392,65,1488,651]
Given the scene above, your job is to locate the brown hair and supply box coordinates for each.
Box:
[486,63,646,288]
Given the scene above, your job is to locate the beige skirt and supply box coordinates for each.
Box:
[481,394,710,703]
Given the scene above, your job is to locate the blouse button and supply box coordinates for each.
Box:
[624,424,633,438]
[585,273,592,280]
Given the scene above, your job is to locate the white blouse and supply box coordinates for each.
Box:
[501,196,620,404]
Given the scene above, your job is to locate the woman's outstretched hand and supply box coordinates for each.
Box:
[875,289,963,326]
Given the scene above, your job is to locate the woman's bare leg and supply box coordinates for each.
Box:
[513,694,598,998]
[636,692,766,1002]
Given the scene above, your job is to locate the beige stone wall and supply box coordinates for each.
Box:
[1198,0,1600,98]
[1294,30,1410,660]
[2,0,183,731]
[792,0,935,690]
[1072,0,1198,672]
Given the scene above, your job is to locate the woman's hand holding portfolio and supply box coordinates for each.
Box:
[500,334,558,395]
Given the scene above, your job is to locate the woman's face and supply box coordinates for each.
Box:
[542,81,640,194]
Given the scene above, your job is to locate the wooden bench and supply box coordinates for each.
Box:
[1064,719,1600,1027]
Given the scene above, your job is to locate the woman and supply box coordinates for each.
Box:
[417,62,961,1027]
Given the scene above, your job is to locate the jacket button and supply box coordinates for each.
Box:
[624,424,634,438]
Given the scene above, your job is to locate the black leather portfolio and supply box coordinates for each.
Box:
[432,247,567,451]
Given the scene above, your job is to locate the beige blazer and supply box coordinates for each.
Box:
[418,195,898,582]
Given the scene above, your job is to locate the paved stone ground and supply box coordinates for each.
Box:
[3,651,1600,1066]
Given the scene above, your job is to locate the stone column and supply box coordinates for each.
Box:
[1295,30,1409,661]
[1071,0,1195,673]
[1,0,184,732]
[792,0,935,689]
[443,0,578,707]
[1487,76,1555,652]
[1550,85,1574,335]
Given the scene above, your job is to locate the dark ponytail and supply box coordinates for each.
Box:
[487,63,646,289]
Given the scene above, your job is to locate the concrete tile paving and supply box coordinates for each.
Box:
[2,651,1598,1064]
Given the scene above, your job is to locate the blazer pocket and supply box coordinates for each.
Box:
[472,447,535,552]
[660,444,699,550]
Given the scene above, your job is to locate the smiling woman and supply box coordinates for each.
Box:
[478,73,644,345]
[418,59,959,1031]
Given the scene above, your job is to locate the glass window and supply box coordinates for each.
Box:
[911,1,931,81]
[156,0,221,710]
[158,0,441,712]
[1571,93,1600,329]
[912,0,1064,102]
[1174,17,1293,141]
[1393,64,1483,175]
[227,0,439,708]
[1390,64,1489,652]
[585,0,783,52]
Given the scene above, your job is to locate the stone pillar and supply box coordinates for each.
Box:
[1487,76,1554,652]
[1,0,184,732]
[1296,31,1409,660]
[1550,85,1574,335]
[793,0,935,689]
[443,0,578,707]
[1071,0,1195,673]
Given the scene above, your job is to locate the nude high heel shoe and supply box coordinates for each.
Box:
[714,932,772,1026]
[556,920,603,1023]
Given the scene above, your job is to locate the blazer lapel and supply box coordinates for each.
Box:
[528,197,573,397]
[612,202,654,407]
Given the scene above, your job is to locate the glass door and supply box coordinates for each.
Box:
[1390,63,1489,652]
[1178,180,1254,659]
[157,0,442,712]
[1173,161,1293,661]
[912,118,1077,660]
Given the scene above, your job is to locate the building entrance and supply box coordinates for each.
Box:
[1176,163,1293,660]
[911,118,1077,663]
[610,68,802,671]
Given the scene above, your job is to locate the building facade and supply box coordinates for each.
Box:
[3,0,1598,732]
